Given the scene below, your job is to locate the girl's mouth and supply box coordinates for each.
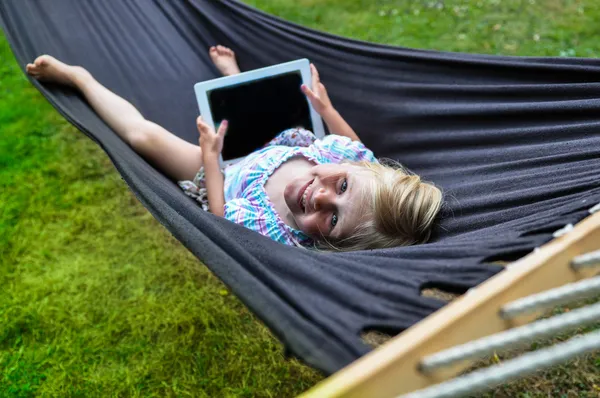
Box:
[297,179,314,213]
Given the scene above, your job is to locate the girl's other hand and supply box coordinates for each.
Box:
[197,116,227,157]
[301,63,333,116]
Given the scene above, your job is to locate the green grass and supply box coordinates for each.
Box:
[1,0,600,396]
[0,29,318,398]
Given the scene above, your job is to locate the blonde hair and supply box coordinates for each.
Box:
[321,160,443,251]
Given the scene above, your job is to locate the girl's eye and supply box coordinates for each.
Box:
[331,214,338,228]
[340,178,348,193]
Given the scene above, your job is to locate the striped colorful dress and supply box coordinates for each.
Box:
[178,128,377,246]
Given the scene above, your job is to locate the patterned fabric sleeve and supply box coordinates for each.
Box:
[313,134,378,163]
[224,198,309,246]
[224,198,267,232]
[265,128,317,148]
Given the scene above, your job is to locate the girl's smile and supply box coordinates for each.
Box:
[297,178,314,213]
[284,163,371,241]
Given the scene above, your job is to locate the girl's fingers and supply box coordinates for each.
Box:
[197,116,209,133]
[311,63,320,79]
[301,84,315,99]
[217,120,228,137]
[310,64,319,88]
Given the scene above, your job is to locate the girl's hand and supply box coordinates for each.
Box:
[197,116,227,157]
[301,63,333,116]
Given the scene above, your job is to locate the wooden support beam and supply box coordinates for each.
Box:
[299,211,600,398]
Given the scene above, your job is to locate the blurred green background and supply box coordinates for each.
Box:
[1,0,599,396]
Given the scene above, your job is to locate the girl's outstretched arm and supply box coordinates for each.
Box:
[301,64,361,142]
[26,55,203,181]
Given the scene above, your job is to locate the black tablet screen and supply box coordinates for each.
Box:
[207,71,314,161]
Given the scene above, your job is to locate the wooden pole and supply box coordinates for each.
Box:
[299,211,600,398]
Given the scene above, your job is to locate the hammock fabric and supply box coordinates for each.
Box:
[2,0,600,374]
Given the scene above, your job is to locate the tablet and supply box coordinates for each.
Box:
[194,59,325,167]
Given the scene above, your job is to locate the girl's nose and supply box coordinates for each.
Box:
[313,187,334,211]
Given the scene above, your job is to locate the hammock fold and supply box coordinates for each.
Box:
[2,0,599,374]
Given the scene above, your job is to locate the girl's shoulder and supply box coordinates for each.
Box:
[224,143,297,198]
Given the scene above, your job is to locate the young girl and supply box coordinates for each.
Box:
[26,46,442,250]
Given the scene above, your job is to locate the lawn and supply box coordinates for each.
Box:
[1,0,599,396]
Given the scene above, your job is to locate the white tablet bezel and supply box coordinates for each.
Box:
[194,58,325,167]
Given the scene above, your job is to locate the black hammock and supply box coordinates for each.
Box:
[2,0,600,375]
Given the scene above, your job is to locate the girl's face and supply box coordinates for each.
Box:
[283,164,371,242]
